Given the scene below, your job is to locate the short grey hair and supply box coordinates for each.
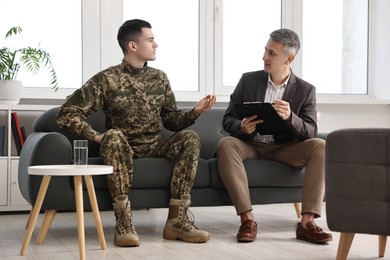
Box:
[269,28,300,56]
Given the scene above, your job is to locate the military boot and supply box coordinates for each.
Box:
[163,194,210,243]
[113,195,140,247]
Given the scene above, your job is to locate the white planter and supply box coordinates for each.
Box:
[0,80,23,105]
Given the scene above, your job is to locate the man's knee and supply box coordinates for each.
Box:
[311,138,325,150]
[183,129,200,140]
[100,129,132,156]
[104,129,126,141]
[217,136,238,153]
[305,138,325,158]
[180,129,200,147]
[101,129,129,148]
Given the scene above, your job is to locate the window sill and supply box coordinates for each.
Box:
[20,88,390,106]
[317,95,390,105]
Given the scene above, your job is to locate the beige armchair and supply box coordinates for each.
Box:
[325,128,390,259]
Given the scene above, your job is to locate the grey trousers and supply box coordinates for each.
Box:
[216,136,325,217]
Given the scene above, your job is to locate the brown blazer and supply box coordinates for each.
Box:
[222,70,318,143]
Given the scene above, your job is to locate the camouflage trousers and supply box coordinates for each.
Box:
[100,129,200,200]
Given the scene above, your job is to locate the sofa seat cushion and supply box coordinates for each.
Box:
[86,157,210,190]
[209,158,304,188]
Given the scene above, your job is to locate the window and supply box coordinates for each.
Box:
[217,0,281,96]
[3,0,388,102]
[0,0,82,94]
[302,0,369,94]
[123,0,200,93]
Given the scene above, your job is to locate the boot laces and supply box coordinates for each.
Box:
[180,202,198,231]
[117,208,136,234]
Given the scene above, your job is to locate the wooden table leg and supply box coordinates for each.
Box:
[84,175,106,250]
[74,176,86,260]
[25,208,33,229]
[36,209,57,245]
[20,175,52,256]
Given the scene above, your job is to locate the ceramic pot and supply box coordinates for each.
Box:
[0,80,23,105]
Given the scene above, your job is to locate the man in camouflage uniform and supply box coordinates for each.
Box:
[56,19,216,247]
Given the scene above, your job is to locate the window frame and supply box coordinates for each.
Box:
[20,0,390,104]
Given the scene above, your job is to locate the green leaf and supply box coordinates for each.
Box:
[0,26,58,91]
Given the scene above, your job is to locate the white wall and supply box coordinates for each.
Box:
[317,104,390,133]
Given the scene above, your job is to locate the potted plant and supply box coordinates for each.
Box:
[0,26,58,104]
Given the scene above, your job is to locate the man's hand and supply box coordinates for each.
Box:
[240,115,263,134]
[93,133,105,144]
[192,94,217,116]
[272,99,291,121]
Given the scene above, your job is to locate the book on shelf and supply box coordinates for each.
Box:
[11,112,25,155]
[21,126,27,142]
[0,125,5,156]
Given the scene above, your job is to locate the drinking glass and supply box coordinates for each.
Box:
[73,140,88,166]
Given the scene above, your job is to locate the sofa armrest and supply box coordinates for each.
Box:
[18,132,73,206]
[317,132,327,140]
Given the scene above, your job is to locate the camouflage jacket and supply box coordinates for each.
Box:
[56,60,198,148]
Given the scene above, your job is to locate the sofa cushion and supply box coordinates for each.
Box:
[132,158,210,189]
[89,157,210,190]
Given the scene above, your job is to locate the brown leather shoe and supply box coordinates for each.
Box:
[237,220,257,242]
[296,221,332,244]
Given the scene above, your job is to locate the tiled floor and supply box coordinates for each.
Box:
[0,203,387,259]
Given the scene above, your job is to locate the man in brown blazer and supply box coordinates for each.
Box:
[217,28,332,244]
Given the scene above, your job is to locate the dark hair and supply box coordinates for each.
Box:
[269,28,300,56]
[117,19,152,54]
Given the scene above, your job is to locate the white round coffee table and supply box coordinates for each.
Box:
[20,165,113,260]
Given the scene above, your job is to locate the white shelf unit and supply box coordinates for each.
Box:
[0,104,56,212]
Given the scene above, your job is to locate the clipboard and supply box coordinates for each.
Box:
[238,101,291,135]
